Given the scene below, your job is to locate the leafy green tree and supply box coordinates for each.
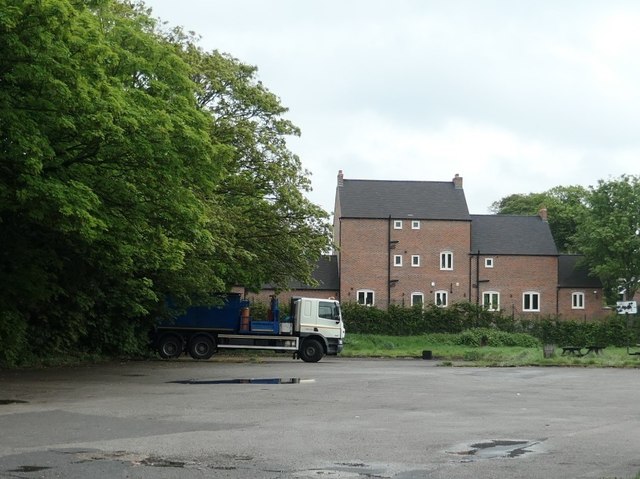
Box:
[572,175,640,302]
[490,185,588,252]
[0,0,224,361]
[0,0,332,364]
[164,30,332,291]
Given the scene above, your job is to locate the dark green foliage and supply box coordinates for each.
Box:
[342,302,639,348]
[0,0,331,366]
[248,301,269,321]
[571,175,640,302]
[456,329,540,348]
[491,176,640,302]
[490,186,589,253]
[342,302,519,335]
[526,316,640,347]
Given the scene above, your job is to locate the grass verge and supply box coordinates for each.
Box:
[341,333,640,367]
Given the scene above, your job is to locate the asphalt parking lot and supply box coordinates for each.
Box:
[1,357,639,478]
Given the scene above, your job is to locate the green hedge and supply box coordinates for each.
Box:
[341,302,640,347]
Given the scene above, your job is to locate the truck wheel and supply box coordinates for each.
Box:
[299,338,324,363]
[158,334,182,359]
[189,335,215,360]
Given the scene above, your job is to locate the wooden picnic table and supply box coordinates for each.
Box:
[585,345,605,355]
[561,345,606,357]
[561,346,584,356]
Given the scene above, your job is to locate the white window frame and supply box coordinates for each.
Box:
[485,258,494,268]
[572,292,585,309]
[393,220,403,230]
[357,289,375,307]
[411,292,424,307]
[440,251,453,270]
[523,291,540,312]
[394,255,403,267]
[483,291,500,311]
[435,290,448,308]
[411,220,420,230]
[411,255,420,267]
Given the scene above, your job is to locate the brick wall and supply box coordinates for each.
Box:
[339,217,472,307]
[557,288,608,320]
[472,254,558,316]
[339,218,389,306]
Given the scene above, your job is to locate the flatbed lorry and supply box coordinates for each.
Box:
[153,295,344,362]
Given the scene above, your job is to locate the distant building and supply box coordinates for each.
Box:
[248,255,339,306]
[327,170,608,320]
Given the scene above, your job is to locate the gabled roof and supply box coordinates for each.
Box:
[558,255,602,288]
[471,215,558,255]
[337,179,470,220]
[263,255,339,291]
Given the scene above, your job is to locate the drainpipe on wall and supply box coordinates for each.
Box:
[476,250,481,306]
[468,254,473,302]
[388,215,392,308]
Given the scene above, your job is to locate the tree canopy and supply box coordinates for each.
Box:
[0,0,331,364]
[572,175,640,302]
[490,185,588,253]
[491,177,640,303]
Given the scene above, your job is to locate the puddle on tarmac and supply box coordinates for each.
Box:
[0,399,28,405]
[447,439,543,460]
[140,457,186,468]
[9,466,51,472]
[169,378,315,385]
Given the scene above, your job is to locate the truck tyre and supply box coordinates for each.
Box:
[158,334,183,359]
[189,335,215,360]
[299,338,324,363]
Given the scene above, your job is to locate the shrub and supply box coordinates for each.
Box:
[341,300,640,347]
[456,328,540,347]
[0,309,28,367]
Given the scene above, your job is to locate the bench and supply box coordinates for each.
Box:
[584,345,605,355]
[561,345,606,357]
[561,346,584,356]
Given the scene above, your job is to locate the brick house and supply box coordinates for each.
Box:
[248,255,339,306]
[470,213,559,317]
[332,170,608,320]
[334,171,470,308]
[557,255,608,320]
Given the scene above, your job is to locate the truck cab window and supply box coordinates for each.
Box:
[319,301,337,320]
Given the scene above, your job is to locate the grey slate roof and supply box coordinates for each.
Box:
[338,179,470,220]
[471,215,558,255]
[264,255,339,291]
[558,255,602,288]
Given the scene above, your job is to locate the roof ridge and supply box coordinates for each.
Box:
[343,178,453,185]
[471,214,541,218]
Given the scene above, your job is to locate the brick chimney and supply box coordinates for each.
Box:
[337,170,344,187]
[453,173,463,189]
[538,207,548,222]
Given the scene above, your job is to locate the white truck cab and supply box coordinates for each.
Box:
[292,297,344,361]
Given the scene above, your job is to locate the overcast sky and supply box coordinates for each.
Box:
[143,0,640,215]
